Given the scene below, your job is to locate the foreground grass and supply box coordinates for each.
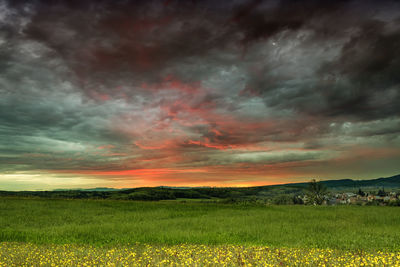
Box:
[1,198,400,251]
[1,242,400,266]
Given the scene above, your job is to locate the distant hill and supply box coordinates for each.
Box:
[1,174,399,202]
[53,187,121,192]
[49,174,400,192]
[280,174,400,190]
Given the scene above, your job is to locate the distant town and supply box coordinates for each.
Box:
[301,189,400,206]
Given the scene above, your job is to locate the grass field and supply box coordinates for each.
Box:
[1,198,400,266]
[1,198,400,251]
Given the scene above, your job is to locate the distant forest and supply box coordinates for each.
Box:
[0,185,302,203]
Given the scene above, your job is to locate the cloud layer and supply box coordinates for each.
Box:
[1,0,399,189]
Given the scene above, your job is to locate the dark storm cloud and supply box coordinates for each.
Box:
[318,19,400,119]
[3,0,400,129]
[16,0,239,95]
[13,0,399,116]
[237,0,400,122]
[231,0,350,44]
[0,1,134,174]
[1,0,400,188]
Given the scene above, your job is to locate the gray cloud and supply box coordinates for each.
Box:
[1,0,399,185]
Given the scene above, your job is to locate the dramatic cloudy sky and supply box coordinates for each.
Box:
[1,0,400,190]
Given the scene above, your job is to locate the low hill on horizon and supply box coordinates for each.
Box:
[270,174,400,191]
[52,173,400,192]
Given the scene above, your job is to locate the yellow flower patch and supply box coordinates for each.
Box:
[0,242,399,266]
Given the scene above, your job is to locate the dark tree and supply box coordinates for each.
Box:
[358,188,365,197]
[377,188,386,197]
[292,195,304,205]
[306,179,327,205]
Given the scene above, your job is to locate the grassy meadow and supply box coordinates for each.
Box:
[1,198,400,265]
[1,198,400,250]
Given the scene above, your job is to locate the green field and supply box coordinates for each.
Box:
[1,198,400,251]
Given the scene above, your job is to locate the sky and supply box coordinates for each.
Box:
[0,0,400,190]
